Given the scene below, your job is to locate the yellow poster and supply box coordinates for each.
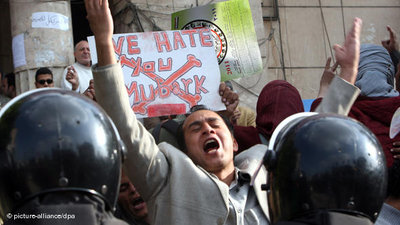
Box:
[172,0,262,81]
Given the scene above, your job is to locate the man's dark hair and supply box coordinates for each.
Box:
[35,67,53,81]
[387,159,400,198]
[5,73,15,87]
[176,105,234,152]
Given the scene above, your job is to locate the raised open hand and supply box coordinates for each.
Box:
[333,17,362,84]
[317,57,338,97]
[66,65,79,91]
[85,0,116,66]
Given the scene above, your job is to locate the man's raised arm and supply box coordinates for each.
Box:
[316,18,362,115]
[85,0,169,201]
[85,0,116,67]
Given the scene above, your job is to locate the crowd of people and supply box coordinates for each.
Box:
[0,0,399,224]
[0,39,95,111]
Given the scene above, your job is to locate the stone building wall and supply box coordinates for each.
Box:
[9,0,74,93]
[110,0,267,110]
[259,0,400,108]
[1,0,399,109]
[110,0,400,110]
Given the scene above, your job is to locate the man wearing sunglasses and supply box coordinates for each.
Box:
[35,67,54,88]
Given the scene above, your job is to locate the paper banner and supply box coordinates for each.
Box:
[32,12,69,31]
[88,29,225,118]
[12,34,27,69]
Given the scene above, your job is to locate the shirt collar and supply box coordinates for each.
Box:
[230,168,251,189]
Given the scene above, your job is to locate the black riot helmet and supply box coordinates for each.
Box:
[263,113,387,223]
[0,89,125,219]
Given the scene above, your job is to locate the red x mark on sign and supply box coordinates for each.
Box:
[120,54,204,114]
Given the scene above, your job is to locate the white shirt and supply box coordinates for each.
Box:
[61,62,93,93]
[226,168,270,225]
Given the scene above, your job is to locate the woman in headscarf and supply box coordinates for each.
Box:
[234,80,304,152]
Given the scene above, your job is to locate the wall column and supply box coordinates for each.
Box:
[9,0,74,94]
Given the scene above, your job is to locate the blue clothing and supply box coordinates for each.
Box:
[355,44,399,97]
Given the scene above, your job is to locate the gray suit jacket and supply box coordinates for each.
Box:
[92,63,359,225]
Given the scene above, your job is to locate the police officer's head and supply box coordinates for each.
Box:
[263,113,387,223]
[0,89,125,220]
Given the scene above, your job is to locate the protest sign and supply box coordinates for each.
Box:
[172,0,262,81]
[88,29,225,118]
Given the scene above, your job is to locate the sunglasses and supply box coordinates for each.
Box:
[38,79,53,85]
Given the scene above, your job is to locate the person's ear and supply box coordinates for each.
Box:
[232,137,238,153]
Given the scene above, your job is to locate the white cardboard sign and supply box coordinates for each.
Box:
[88,29,225,118]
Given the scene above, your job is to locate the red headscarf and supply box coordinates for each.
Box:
[234,80,304,152]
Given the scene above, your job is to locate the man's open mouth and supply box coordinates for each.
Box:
[203,138,220,153]
[132,197,145,209]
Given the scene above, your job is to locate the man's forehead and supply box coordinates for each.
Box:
[37,73,52,78]
[75,41,89,50]
[183,110,222,128]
